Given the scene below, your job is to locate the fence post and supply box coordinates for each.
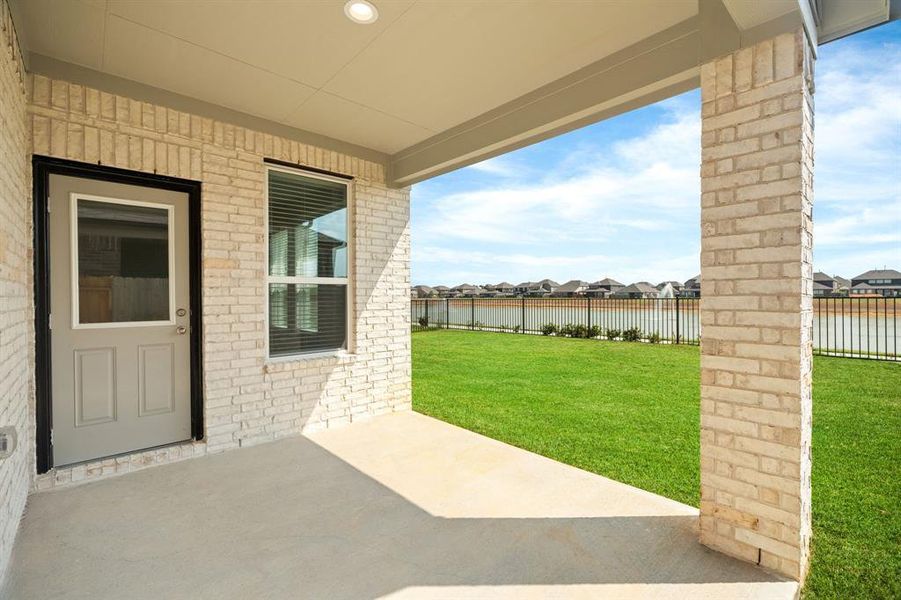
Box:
[446,298,450,329]
[587,295,592,331]
[675,296,681,345]
[425,299,429,328]
[521,296,525,333]
[471,296,475,330]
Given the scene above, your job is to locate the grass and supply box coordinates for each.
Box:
[412,329,900,598]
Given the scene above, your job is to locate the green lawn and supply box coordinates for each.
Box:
[412,329,900,598]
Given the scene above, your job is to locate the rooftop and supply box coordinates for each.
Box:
[853,269,901,279]
[620,282,660,294]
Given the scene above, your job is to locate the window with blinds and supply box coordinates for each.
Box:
[267,167,349,357]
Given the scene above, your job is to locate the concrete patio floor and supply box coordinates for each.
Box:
[6,412,797,599]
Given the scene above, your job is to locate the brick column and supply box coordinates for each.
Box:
[699,29,814,581]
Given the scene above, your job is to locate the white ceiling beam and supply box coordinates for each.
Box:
[389,17,702,187]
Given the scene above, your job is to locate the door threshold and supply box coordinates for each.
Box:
[34,437,206,493]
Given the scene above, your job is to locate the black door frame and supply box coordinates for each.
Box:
[33,155,204,474]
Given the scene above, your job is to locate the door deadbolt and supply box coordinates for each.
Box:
[176,308,187,317]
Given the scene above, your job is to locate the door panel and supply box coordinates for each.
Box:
[138,344,175,416]
[73,348,117,427]
[50,174,192,466]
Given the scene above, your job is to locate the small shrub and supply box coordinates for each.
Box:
[513,325,521,333]
[418,316,429,328]
[622,327,641,342]
[540,323,557,336]
[606,328,621,340]
[587,325,601,338]
[559,323,575,337]
[571,324,588,338]
[648,332,661,344]
[474,321,485,331]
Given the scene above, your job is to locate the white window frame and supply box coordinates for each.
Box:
[263,164,354,360]
[70,192,176,329]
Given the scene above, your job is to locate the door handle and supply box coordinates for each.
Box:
[176,326,187,335]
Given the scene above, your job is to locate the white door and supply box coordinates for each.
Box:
[49,174,192,466]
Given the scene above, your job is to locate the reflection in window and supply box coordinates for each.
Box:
[267,169,349,356]
[269,230,288,278]
[295,223,319,278]
[268,284,345,356]
[295,284,318,332]
[76,199,170,324]
[270,283,287,328]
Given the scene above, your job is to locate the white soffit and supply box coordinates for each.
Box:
[817,0,892,43]
[722,0,798,30]
[12,0,892,185]
[13,0,695,154]
[322,0,696,133]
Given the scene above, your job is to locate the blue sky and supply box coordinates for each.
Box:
[410,22,900,287]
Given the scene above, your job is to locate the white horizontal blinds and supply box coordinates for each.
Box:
[268,169,348,356]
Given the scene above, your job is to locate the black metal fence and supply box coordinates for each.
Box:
[411,297,700,345]
[411,296,900,361]
[812,296,898,360]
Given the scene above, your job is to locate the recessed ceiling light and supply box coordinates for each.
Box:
[344,0,379,24]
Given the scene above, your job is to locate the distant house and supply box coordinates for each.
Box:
[682,275,701,298]
[585,278,624,298]
[613,282,659,299]
[850,269,901,298]
[551,280,589,297]
[480,283,498,298]
[483,282,515,297]
[433,285,451,298]
[812,281,833,297]
[538,279,559,293]
[492,282,516,296]
[412,285,437,298]
[813,272,835,297]
[514,280,555,297]
[850,282,882,297]
[451,283,487,297]
[833,276,851,294]
[656,280,683,293]
[812,272,849,297]
[513,281,535,295]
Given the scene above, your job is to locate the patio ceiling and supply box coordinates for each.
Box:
[9,0,895,186]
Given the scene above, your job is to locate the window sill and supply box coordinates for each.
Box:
[264,349,356,371]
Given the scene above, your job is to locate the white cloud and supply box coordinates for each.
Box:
[411,103,702,284]
[816,202,901,247]
[414,107,700,248]
[466,156,521,177]
[815,248,901,280]
[414,245,700,287]
[411,30,900,286]
[815,42,901,207]
[812,36,901,276]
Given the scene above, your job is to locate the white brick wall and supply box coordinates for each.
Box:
[0,0,31,584]
[26,71,412,482]
[0,0,411,577]
[699,29,814,581]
